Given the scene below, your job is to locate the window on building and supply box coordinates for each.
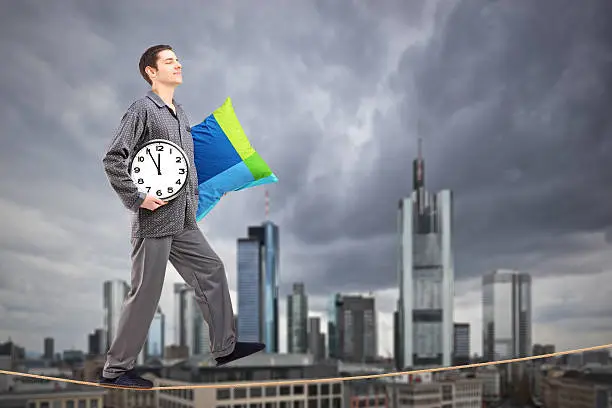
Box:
[217,389,231,400]
[234,388,247,399]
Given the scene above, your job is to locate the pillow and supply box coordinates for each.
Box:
[190,97,278,221]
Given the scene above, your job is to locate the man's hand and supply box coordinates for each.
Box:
[140,195,167,211]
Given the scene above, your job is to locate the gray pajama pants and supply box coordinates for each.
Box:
[102,227,236,378]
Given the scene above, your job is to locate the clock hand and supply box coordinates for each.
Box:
[147,150,161,175]
[157,153,161,175]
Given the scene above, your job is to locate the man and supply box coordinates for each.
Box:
[99,44,264,389]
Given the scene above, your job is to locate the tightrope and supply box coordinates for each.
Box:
[0,343,609,390]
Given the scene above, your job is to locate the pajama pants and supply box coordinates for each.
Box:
[102,227,236,378]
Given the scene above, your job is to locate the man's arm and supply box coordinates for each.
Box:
[102,110,147,212]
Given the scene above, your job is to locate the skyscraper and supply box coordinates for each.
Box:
[308,317,325,361]
[287,283,308,353]
[174,283,210,356]
[398,140,454,369]
[453,323,470,365]
[88,329,105,356]
[146,306,165,359]
[237,221,280,352]
[328,293,377,362]
[103,279,129,352]
[43,337,54,360]
[482,269,532,361]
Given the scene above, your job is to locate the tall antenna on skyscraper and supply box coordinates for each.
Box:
[265,188,269,220]
[418,137,423,160]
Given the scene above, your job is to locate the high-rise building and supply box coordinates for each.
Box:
[328,293,377,362]
[397,140,454,369]
[103,280,129,352]
[393,305,402,370]
[532,344,555,356]
[482,269,532,361]
[43,337,54,360]
[174,283,210,356]
[453,323,470,365]
[145,306,165,359]
[307,317,325,361]
[287,283,308,353]
[88,329,105,356]
[237,221,280,353]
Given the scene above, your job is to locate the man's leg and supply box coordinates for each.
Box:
[168,228,236,359]
[102,236,171,382]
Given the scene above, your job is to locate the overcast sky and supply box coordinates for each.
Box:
[1,0,611,361]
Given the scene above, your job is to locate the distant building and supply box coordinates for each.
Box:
[287,283,308,353]
[87,329,105,357]
[475,366,503,407]
[397,141,455,370]
[308,317,326,361]
[0,385,106,408]
[43,338,54,361]
[237,221,280,353]
[152,353,343,408]
[482,269,532,361]
[453,323,470,365]
[174,283,208,357]
[541,369,612,408]
[103,279,129,352]
[328,293,376,363]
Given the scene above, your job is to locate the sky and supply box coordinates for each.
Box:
[0,0,611,361]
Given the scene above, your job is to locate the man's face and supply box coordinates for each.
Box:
[149,49,182,86]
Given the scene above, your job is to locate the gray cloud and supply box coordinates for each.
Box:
[0,0,611,356]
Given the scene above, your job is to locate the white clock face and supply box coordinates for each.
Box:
[129,139,190,201]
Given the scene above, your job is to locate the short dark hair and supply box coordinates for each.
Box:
[139,44,173,85]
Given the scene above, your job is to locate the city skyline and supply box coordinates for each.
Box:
[1,0,611,359]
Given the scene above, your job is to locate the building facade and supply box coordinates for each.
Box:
[398,144,454,369]
[237,221,280,353]
[328,293,377,362]
[453,323,470,365]
[103,279,129,353]
[482,269,532,361]
[174,283,209,357]
[287,283,308,353]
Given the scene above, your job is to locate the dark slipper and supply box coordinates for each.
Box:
[216,342,266,366]
[98,369,153,389]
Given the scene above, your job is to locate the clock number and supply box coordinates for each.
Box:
[176,179,182,185]
[138,156,144,162]
[170,148,173,154]
[178,168,185,174]
[168,187,174,194]
[133,167,140,173]
[156,145,164,151]
[176,157,182,163]
[156,189,162,196]
[146,187,151,192]
[137,178,144,184]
